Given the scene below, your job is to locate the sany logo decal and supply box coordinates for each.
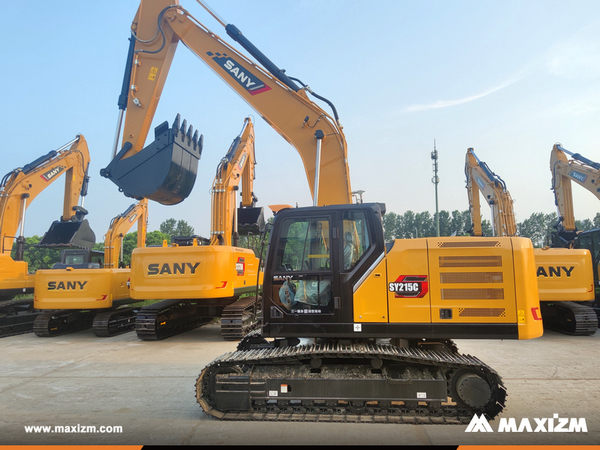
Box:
[569,170,587,183]
[41,165,65,182]
[207,52,271,95]
[389,275,428,298]
[465,413,587,433]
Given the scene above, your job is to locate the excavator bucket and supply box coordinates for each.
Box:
[101,114,203,206]
[35,219,96,249]
[237,207,265,235]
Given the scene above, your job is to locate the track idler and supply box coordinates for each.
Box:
[101,114,203,206]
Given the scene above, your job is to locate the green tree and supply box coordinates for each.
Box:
[160,218,194,237]
[382,211,398,241]
[517,212,557,247]
[11,235,62,272]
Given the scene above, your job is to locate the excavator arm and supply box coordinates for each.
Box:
[210,117,263,246]
[103,199,148,269]
[464,148,517,237]
[102,0,352,207]
[0,135,93,257]
[550,144,600,244]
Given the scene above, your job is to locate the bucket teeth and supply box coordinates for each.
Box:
[186,124,194,144]
[192,130,199,149]
[173,113,181,136]
[180,119,188,141]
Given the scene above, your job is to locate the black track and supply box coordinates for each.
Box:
[196,341,506,424]
[0,298,40,338]
[540,301,598,336]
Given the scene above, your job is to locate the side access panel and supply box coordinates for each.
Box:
[384,240,432,324]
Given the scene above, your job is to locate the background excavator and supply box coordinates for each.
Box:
[0,135,95,337]
[465,147,598,335]
[32,199,148,337]
[100,0,542,423]
[130,117,265,341]
[549,144,600,319]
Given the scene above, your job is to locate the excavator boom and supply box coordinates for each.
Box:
[102,0,351,207]
[550,143,600,244]
[465,148,517,237]
[0,135,94,256]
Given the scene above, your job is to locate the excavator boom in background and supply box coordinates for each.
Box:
[465,147,597,335]
[33,199,148,337]
[0,135,95,337]
[550,143,600,246]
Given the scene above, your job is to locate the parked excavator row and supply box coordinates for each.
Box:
[465,147,598,335]
[32,199,148,337]
[95,0,544,423]
[0,135,96,337]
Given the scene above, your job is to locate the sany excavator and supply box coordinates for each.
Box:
[465,147,597,335]
[32,199,148,337]
[0,135,95,337]
[102,0,542,423]
[130,117,264,341]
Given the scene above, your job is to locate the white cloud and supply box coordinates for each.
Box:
[403,77,521,112]
[546,21,600,79]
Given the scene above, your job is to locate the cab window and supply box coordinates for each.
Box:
[275,217,330,272]
[342,211,371,271]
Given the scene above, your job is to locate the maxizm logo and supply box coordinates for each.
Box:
[465,414,587,433]
[207,52,272,95]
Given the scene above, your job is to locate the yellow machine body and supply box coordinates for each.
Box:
[0,254,34,296]
[353,236,543,341]
[33,268,130,309]
[129,245,262,300]
[534,247,594,302]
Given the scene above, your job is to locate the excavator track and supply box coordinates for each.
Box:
[220,296,260,340]
[540,301,598,336]
[135,299,215,341]
[33,310,96,337]
[92,307,138,337]
[0,298,38,338]
[196,342,506,424]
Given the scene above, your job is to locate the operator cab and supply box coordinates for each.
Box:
[51,249,104,270]
[263,203,386,338]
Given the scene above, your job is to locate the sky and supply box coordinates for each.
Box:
[1,0,600,243]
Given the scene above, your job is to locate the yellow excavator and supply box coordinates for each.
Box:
[130,117,265,340]
[0,135,95,337]
[465,147,597,335]
[102,0,542,423]
[32,199,148,337]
